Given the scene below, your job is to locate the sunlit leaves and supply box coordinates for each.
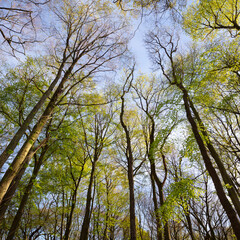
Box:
[159,177,200,223]
[184,0,240,39]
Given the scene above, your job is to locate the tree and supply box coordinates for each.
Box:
[145,29,240,238]
[119,67,137,240]
[0,0,128,208]
[133,75,179,240]
[0,0,49,55]
[184,0,240,39]
[79,93,116,240]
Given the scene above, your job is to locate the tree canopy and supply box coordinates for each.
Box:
[0,0,240,239]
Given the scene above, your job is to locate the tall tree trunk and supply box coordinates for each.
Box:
[53,195,59,240]
[150,174,162,240]
[120,93,137,240]
[6,146,48,240]
[79,161,96,240]
[60,187,65,240]
[186,87,240,218]
[185,210,195,240]
[0,138,47,224]
[159,186,171,240]
[64,168,83,240]
[148,119,170,240]
[127,150,137,240]
[64,189,78,240]
[0,61,66,170]
[179,85,240,238]
[0,148,34,226]
[0,64,75,204]
[103,178,110,240]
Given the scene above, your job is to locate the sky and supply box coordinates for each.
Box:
[129,21,152,74]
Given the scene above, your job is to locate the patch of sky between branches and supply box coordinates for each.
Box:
[129,19,152,74]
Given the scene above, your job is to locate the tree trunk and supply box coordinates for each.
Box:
[6,146,47,240]
[64,168,83,240]
[180,86,240,238]
[0,64,75,204]
[64,189,78,240]
[148,120,170,240]
[150,174,162,240]
[185,211,195,240]
[79,161,96,240]
[120,94,137,240]
[103,179,110,240]
[186,88,240,218]
[0,148,34,226]
[0,61,65,170]
[128,151,137,240]
[0,138,47,224]
[159,188,171,240]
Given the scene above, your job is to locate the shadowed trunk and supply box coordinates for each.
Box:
[120,92,137,240]
[179,84,240,238]
[79,161,96,240]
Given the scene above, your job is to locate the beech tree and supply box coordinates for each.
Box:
[184,0,240,39]
[0,0,128,208]
[145,29,240,238]
[1,0,240,238]
[119,68,137,240]
[133,75,179,240]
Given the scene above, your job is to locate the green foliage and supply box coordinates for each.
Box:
[0,57,51,127]
[159,178,200,223]
[184,0,240,39]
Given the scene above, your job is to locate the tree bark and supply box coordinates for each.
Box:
[120,94,137,240]
[64,167,84,240]
[0,64,75,204]
[148,119,170,240]
[185,210,195,240]
[179,85,240,238]
[6,146,48,240]
[0,148,34,226]
[150,174,163,240]
[0,61,65,170]
[79,161,96,240]
[186,88,240,218]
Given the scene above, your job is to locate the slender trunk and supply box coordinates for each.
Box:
[0,65,75,204]
[186,90,240,218]
[103,181,110,240]
[53,195,59,240]
[64,189,78,240]
[180,86,240,238]
[103,210,109,240]
[128,151,137,240]
[185,211,195,240]
[0,62,65,170]
[159,189,171,240]
[60,188,65,240]
[6,146,47,240]
[120,94,137,240]
[148,120,170,240]
[95,196,101,240]
[79,161,96,240]
[64,169,83,240]
[150,174,162,240]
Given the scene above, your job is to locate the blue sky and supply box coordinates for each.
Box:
[129,21,152,74]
